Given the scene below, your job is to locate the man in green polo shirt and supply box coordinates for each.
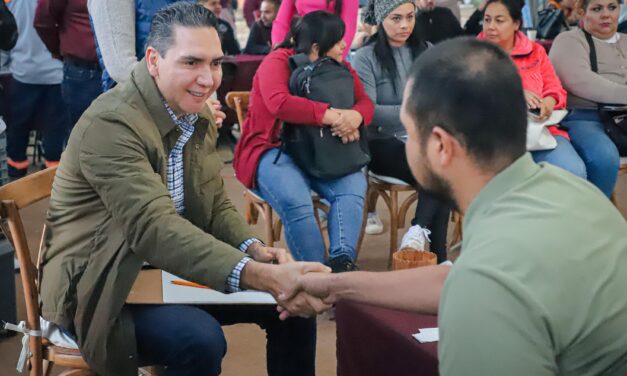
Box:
[292,38,627,374]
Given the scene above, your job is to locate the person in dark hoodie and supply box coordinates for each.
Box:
[415,0,463,43]
[199,0,241,55]
[244,0,279,54]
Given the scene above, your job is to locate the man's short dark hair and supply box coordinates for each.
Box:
[146,2,218,57]
[405,38,527,168]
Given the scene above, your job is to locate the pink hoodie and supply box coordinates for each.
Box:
[270,0,358,59]
[479,31,568,138]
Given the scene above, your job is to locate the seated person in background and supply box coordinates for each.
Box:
[234,11,374,272]
[354,0,451,262]
[415,0,463,44]
[244,0,278,54]
[549,0,625,196]
[479,0,598,190]
[200,0,241,55]
[294,38,627,376]
[39,4,328,375]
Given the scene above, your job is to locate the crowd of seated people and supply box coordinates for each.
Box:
[1,0,626,374]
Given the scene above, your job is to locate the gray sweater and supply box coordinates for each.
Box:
[87,0,137,84]
[549,28,627,109]
[352,44,413,139]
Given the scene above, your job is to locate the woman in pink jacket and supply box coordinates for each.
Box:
[271,0,358,58]
[479,0,587,181]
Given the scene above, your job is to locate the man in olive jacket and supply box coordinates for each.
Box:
[38,3,329,375]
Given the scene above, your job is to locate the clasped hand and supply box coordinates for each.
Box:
[247,243,333,320]
[329,108,363,144]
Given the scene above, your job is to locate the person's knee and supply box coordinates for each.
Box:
[585,142,620,176]
[176,321,226,374]
[563,156,587,180]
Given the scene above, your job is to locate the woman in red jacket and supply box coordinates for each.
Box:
[234,11,374,272]
[478,0,587,180]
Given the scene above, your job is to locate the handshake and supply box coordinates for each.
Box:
[241,243,341,320]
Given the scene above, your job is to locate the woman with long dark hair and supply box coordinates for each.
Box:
[234,11,374,272]
[352,0,450,262]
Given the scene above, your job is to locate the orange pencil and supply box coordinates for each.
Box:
[171,280,209,289]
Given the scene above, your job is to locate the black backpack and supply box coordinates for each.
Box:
[0,0,17,51]
[279,54,370,179]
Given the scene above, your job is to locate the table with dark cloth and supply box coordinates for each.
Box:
[217,54,265,127]
[336,300,439,376]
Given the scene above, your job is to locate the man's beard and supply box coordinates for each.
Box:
[418,159,459,212]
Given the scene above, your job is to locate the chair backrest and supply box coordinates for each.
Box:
[0,166,57,376]
[225,91,250,131]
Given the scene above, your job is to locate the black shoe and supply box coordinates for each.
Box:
[8,165,27,180]
[325,255,358,273]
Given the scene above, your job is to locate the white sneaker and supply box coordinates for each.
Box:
[400,225,431,251]
[365,212,384,235]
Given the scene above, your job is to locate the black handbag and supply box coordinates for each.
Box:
[278,54,370,179]
[583,30,627,156]
[0,0,18,51]
[537,8,568,40]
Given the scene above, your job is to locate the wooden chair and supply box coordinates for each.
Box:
[225,91,329,246]
[356,172,418,267]
[611,157,627,206]
[0,166,96,376]
[356,171,464,268]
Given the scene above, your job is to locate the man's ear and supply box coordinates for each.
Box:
[145,47,160,78]
[430,126,459,169]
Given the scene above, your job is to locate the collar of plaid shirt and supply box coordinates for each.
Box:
[163,101,198,214]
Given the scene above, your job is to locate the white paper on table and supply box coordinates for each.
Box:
[412,327,439,343]
[161,271,277,304]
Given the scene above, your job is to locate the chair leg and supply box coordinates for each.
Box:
[388,190,399,268]
[273,218,282,243]
[244,198,258,225]
[367,189,379,214]
[355,185,373,260]
[263,203,274,246]
[43,360,54,376]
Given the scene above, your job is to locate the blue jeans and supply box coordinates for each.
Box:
[564,109,620,198]
[531,135,587,180]
[129,304,316,376]
[62,60,102,128]
[255,148,367,263]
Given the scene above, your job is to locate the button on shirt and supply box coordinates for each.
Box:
[163,103,260,292]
